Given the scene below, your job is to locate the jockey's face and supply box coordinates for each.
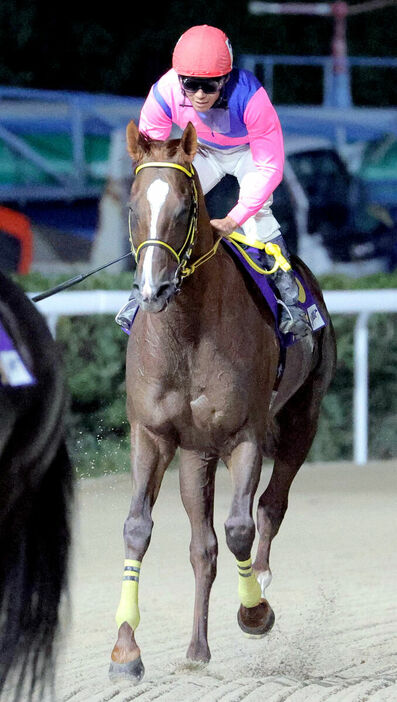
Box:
[188,89,220,112]
[179,75,228,112]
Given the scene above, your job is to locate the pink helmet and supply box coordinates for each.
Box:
[172,25,233,78]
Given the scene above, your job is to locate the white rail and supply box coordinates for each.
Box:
[31,288,397,466]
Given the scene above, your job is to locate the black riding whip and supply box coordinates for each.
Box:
[32,251,133,302]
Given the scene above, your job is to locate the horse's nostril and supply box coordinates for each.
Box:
[156,282,173,299]
[132,281,139,291]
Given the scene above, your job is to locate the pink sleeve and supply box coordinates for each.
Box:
[138,85,172,141]
[228,88,284,226]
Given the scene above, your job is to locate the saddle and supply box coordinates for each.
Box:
[223,232,327,348]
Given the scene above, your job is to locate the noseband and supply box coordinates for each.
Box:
[129,161,221,280]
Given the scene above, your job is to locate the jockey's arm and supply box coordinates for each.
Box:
[227,88,285,228]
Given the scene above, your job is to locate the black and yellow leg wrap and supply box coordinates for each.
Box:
[237,557,261,608]
[115,559,141,631]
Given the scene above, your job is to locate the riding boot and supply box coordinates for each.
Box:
[260,235,311,339]
[115,292,138,330]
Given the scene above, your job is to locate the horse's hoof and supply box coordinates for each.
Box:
[186,642,211,664]
[108,656,145,683]
[237,598,275,638]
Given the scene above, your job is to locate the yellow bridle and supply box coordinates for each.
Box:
[129,160,291,280]
[129,161,221,279]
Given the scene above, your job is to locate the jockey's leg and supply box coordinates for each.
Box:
[260,234,311,338]
[115,292,139,332]
[233,151,311,339]
[192,146,225,195]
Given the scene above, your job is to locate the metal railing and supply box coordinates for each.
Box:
[0,87,143,202]
[239,54,397,106]
[30,288,397,465]
[1,65,396,204]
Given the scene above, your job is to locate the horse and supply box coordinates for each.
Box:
[109,121,337,682]
[0,271,73,701]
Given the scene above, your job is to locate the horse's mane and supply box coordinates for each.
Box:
[0,273,73,701]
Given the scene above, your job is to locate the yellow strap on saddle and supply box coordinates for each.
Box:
[227,230,266,250]
[226,231,291,275]
[264,241,292,272]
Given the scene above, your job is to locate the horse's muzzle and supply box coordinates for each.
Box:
[133,280,177,313]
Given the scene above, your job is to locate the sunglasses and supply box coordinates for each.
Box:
[180,76,226,95]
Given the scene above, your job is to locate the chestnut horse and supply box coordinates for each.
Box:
[0,272,73,701]
[109,121,336,682]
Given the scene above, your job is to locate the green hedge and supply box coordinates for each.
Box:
[17,270,397,474]
[19,272,133,477]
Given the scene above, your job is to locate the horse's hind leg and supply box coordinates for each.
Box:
[253,356,334,609]
[224,441,275,638]
[179,449,218,663]
[109,424,176,684]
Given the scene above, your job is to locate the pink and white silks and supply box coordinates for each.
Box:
[139,68,285,243]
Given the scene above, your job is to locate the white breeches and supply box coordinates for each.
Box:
[193,144,281,244]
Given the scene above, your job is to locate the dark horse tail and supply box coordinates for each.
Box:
[0,272,73,700]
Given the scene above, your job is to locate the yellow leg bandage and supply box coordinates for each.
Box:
[115,559,141,631]
[237,557,261,608]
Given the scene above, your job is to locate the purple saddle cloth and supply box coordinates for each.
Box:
[221,238,326,347]
[0,320,36,387]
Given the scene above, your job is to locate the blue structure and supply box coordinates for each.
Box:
[0,87,143,203]
[1,55,396,206]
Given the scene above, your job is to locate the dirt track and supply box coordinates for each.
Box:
[50,460,397,701]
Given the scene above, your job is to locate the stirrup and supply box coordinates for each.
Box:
[278,301,311,339]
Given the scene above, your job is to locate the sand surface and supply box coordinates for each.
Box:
[48,460,397,701]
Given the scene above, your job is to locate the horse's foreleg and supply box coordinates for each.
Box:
[109,425,176,683]
[224,441,274,637]
[179,449,218,663]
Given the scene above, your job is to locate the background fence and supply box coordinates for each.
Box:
[30,288,397,466]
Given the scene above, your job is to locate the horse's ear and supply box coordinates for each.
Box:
[126,120,147,162]
[178,122,197,163]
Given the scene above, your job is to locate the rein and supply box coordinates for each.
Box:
[129,161,221,280]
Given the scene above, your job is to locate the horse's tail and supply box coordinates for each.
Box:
[0,272,74,700]
[0,440,73,701]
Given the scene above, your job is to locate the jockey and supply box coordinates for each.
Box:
[117,24,310,338]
